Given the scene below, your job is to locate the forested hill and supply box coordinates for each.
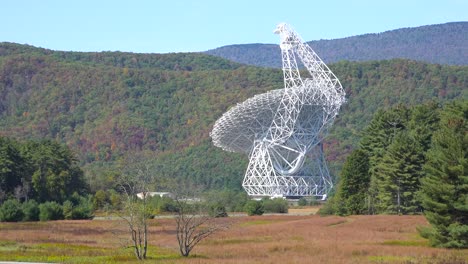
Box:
[0,43,467,192]
[206,22,468,67]
[0,42,241,71]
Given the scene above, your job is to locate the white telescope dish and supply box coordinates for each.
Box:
[211,23,345,198]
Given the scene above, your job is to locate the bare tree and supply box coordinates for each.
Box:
[13,179,30,202]
[0,187,6,204]
[116,153,156,260]
[173,187,230,257]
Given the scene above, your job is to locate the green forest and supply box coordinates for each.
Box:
[324,100,467,247]
[0,42,467,194]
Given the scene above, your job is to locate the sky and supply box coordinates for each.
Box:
[2,0,467,53]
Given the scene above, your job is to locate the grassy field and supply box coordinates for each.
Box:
[0,209,467,263]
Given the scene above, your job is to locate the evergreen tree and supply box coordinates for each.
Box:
[360,106,410,162]
[334,149,370,215]
[0,137,28,197]
[361,106,410,213]
[419,101,468,248]
[374,132,425,214]
[408,101,440,152]
[21,139,89,202]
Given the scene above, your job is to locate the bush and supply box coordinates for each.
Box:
[108,190,122,210]
[0,199,24,222]
[209,202,228,218]
[63,195,94,220]
[203,190,249,212]
[232,192,249,212]
[309,196,319,206]
[263,198,288,213]
[317,196,336,216]
[158,197,179,213]
[22,200,39,221]
[73,195,94,219]
[298,197,308,206]
[63,200,74,220]
[39,201,63,221]
[93,190,108,209]
[244,200,264,216]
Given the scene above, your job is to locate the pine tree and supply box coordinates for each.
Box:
[419,101,468,248]
[408,102,440,152]
[361,106,410,213]
[0,137,28,198]
[334,149,370,215]
[374,132,425,214]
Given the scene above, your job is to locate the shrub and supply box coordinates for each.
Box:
[158,197,178,213]
[72,195,94,219]
[203,190,249,212]
[209,202,228,218]
[108,190,122,210]
[309,196,319,206]
[317,196,336,216]
[244,200,264,216]
[39,201,63,221]
[232,192,249,212]
[22,200,39,221]
[93,190,108,209]
[63,195,94,220]
[298,197,308,206]
[0,199,24,222]
[62,200,74,220]
[263,198,288,213]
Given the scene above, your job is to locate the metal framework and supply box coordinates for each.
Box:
[210,23,345,198]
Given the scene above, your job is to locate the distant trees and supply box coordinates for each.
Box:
[0,137,88,203]
[0,193,93,222]
[0,137,93,222]
[0,137,28,199]
[207,22,468,66]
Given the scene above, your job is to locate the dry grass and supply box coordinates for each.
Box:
[0,214,467,263]
[288,206,321,215]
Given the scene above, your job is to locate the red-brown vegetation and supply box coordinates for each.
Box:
[0,214,467,263]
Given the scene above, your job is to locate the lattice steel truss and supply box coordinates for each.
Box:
[210,23,345,198]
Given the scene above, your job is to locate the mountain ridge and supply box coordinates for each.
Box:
[206,22,468,67]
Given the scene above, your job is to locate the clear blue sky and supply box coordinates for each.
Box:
[2,0,467,53]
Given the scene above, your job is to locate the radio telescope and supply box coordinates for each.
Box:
[210,23,345,198]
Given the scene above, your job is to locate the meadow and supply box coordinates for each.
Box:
[0,210,466,264]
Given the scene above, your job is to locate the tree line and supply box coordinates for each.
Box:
[322,100,467,248]
[0,137,88,203]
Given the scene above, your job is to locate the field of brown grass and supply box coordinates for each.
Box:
[0,212,467,263]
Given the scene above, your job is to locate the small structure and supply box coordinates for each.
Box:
[136,192,173,199]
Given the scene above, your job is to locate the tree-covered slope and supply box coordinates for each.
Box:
[0,43,466,192]
[327,60,468,163]
[206,22,468,67]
